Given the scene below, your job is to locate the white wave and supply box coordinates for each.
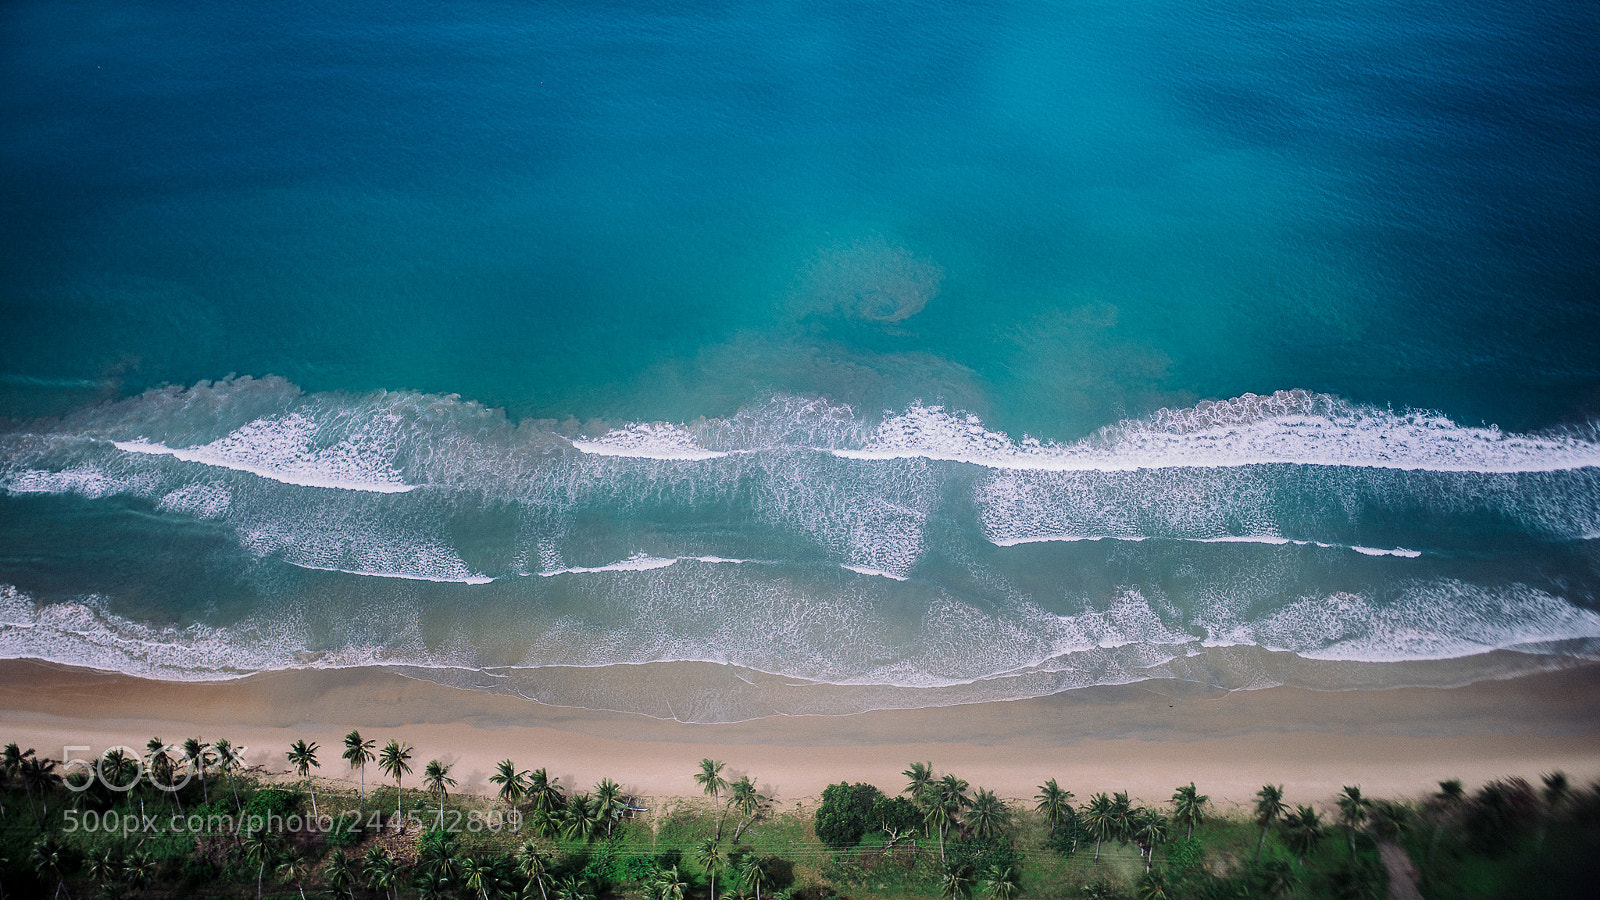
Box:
[841,564,909,581]
[570,423,727,460]
[1199,582,1600,663]
[1,466,150,499]
[991,532,1419,557]
[688,556,750,564]
[538,553,680,577]
[114,411,414,492]
[285,562,495,585]
[157,482,231,519]
[837,392,1600,473]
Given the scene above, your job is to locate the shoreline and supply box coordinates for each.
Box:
[3,657,1599,811]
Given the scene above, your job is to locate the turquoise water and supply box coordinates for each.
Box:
[2,0,1598,720]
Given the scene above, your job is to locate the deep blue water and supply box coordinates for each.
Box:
[1,0,1598,720]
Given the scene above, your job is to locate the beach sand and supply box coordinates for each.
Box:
[3,657,1598,811]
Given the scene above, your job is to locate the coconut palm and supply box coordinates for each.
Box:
[737,854,771,900]
[595,777,627,835]
[276,847,312,900]
[342,730,376,808]
[1136,867,1170,900]
[1170,783,1208,839]
[981,864,1020,900]
[460,855,498,900]
[182,737,212,806]
[554,874,594,900]
[1257,857,1298,898]
[529,768,565,814]
[696,838,726,900]
[729,775,766,842]
[285,740,320,817]
[363,847,400,900]
[377,740,414,823]
[243,825,282,900]
[1283,805,1325,866]
[1336,786,1369,858]
[516,841,554,900]
[424,760,457,829]
[1082,793,1116,861]
[904,762,935,802]
[561,792,605,841]
[1253,784,1287,862]
[87,848,126,896]
[654,864,689,900]
[1135,810,1170,870]
[22,756,59,824]
[966,788,1011,840]
[1108,792,1136,849]
[1034,779,1074,832]
[490,759,530,817]
[325,849,358,900]
[146,737,184,815]
[31,835,70,900]
[696,759,730,839]
[937,862,970,900]
[213,738,244,814]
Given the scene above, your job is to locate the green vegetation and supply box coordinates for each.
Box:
[2,738,1597,898]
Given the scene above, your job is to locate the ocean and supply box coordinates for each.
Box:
[2,0,1597,722]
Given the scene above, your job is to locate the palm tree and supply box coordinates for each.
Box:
[729,775,766,842]
[555,874,595,900]
[342,730,376,809]
[1035,779,1074,832]
[243,825,282,900]
[87,848,126,897]
[1283,805,1325,866]
[463,855,500,900]
[1136,867,1170,900]
[904,762,935,801]
[1253,784,1287,862]
[654,865,689,900]
[737,854,771,900]
[966,788,1011,840]
[213,738,244,814]
[1426,778,1466,872]
[1257,857,1298,898]
[516,841,554,900]
[1108,792,1136,849]
[696,759,730,839]
[1336,786,1368,858]
[561,792,604,841]
[595,777,627,835]
[696,838,725,900]
[325,849,358,900]
[490,759,529,820]
[1170,783,1208,839]
[1135,810,1170,870]
[146,737,183,815]
[31,835,70,900]
[125,849,157,898]
[182,737,211,806]
[363,847,400,900]
[285,740,320,817]
[937,862,970,900]
[19,756,57,827]
[529,767,565,814]
[1082,793,1115,861]
[377,740,414,824]
[424,760,457,829]
[981,864,1020,900]
[276,848,312,900]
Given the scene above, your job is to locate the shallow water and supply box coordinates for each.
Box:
[1,1,1597,721]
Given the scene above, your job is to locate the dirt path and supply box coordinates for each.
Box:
[1377,841,1424,900]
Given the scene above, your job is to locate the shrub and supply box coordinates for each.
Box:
[815,782,887,850]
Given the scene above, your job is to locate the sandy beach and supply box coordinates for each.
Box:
[3,657,1598,812]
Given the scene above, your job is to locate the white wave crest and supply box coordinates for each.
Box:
[992,533,1419,557]
[839,392,1600,473]
[570,424,727,460]
[114,411,414,492]
[538,553,680,577]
